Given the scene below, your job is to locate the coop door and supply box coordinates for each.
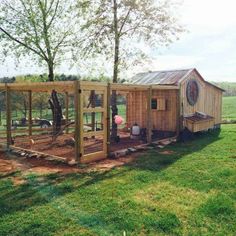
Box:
[80,86,107,163]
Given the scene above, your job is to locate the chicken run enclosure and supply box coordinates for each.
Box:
[0,81,181,163]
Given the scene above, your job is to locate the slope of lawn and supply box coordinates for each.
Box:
[0,124,236,235]
[222,96,236,120]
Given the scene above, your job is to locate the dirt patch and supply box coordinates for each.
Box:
[11,176,26,186]
[0,153,29,176]
[159,150,175,155]
[0,151,140,177]
[89,155,137,171]
[0,160,15,174]
[8,131,143,161]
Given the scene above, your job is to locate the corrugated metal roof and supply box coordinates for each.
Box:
[129,68,225,91]
[130,69,193,85]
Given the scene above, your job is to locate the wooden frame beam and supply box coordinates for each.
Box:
[147,86,152,143]
[106,83,111,156]
[65,92,69,134]
[79,83,84,158]
[0,81,178,94]
[28,91,32,137]
[176,89,181,137]
[74,80,80,162]
[6,85,11,148]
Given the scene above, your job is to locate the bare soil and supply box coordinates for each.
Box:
[159,150,175,155]
[11,131,143,160]
[0,150,140,178]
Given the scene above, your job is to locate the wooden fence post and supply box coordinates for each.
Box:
[106,83,111,157]
[78,82,84,159]
[147,86,152,143]
[74,80,83,163]
[28,91,32,137]
[74,80,80,162]
[6,85,11,148]
[179,85,184,132]
[176,88,181,137]
[65,92,69,134]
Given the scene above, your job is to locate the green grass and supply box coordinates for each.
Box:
[0,124,236,235]
[222,96,236,120]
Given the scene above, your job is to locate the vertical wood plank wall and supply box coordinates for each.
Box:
[181,70,223,125]
[126,89,178,132]
[151,89,178,131]
[126,91,147,128]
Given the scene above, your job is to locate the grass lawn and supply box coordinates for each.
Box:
[222,96,236,120]
[0,124,236,235]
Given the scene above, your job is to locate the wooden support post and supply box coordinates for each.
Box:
[147,86,152,143]
[65,92,69,134]
[106,83,111,156]
[176,88,181,137]
[79,83,84,158]
[179,85,184,132]
[74,80,83,163]
[91,90,95,133]
[74,80,80,162]
[6,85,11,148]
[28,91,32,137]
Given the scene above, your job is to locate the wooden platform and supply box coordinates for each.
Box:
[185,113,214,132]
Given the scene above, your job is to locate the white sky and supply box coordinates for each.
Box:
[0,0,236,82]
[152,0,236,82]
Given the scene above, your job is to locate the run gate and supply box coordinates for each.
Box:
[74,81,109,163]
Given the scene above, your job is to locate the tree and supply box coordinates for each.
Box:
[0,0,79,81]
[11,92,29,118]
[79,0,184,139]
[0,0,81,134]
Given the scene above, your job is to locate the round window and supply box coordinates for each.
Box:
[186,79,199,106]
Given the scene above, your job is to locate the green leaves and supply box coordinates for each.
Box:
[79,0,184,81]
[0,0,81,79]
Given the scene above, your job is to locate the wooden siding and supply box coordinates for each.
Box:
[185,118,215,133]
[126,89,178,132]
[126,91,147,128]
[181,70,223,127]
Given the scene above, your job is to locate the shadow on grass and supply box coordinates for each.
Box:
[0,167,129,218]
[0,173,75,217]
[0,129,221,220]
[126,129,222,171]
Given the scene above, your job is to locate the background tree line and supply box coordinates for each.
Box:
[214,82,236,97]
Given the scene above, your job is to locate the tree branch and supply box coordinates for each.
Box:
[0,26,46,60]
[47,0,60,29]
[118,7,132,36]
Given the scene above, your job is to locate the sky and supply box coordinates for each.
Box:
[152,0,236,82]
[0,0,236,82]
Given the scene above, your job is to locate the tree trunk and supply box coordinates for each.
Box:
[47,62,63,136]
[49,90,63,136]
[111,0,119,141]
[48,62,54,82]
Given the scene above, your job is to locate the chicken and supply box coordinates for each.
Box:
[29,139,35,149]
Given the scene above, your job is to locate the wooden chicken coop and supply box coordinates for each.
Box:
[0,69,223,164]
[130,68,224,133]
